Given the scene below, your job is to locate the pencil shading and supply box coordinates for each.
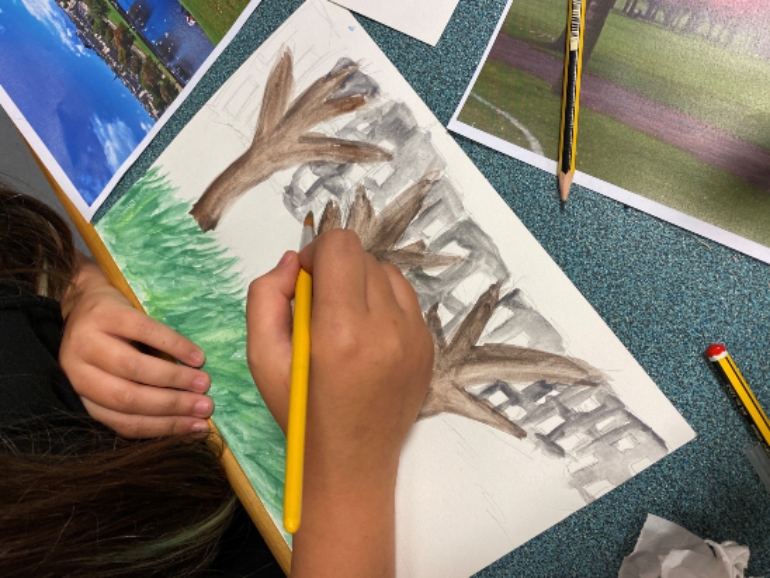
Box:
[276,58,679,506]
[473,379,669,501]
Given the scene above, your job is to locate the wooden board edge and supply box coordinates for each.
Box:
[210,420,292,574]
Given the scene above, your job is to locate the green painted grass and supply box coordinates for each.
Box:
[179,0,253,44]
[459,63,770,246]
[96,168,290,545]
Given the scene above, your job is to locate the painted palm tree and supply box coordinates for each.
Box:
[190,49,392,231]
[423,282,606,438]
[317,174,605,438]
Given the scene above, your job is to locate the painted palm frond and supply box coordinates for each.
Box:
[317,172,464,270]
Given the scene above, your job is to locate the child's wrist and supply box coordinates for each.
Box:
[304,451,399,511]
[61,253,113,318]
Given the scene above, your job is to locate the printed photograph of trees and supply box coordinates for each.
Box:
[455,0,770,257]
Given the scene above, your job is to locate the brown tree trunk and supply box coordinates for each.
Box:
[582,0,616,62]
[549,0,615,95]
[548,0,616,63]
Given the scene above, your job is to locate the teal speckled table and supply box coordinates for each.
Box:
[102,0,770,575]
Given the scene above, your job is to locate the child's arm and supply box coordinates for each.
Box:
[246,230,434,577]
[59,251,213,438]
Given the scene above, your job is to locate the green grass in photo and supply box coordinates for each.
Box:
[103,3,120,22]
[497,0,770,148]
[587,12,770,148]
[579,110,770,247]
[458,60,561,154]
[459,63,770,247]
[180,0,253,45]
[502,0,567,44]
[103,11,178,86]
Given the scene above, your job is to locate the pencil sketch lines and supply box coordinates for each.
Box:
[474,380,668,501]
[190,49,392,231]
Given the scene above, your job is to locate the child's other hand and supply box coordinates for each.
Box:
[59,254,212,438]
[247,230,433,577]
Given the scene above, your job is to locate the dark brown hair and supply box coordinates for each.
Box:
[0,186,77,300]
[0,420,236,577]
[0,188,237,576]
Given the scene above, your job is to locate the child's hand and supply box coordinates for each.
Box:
[247,230,433,577]
[59,254,213,438]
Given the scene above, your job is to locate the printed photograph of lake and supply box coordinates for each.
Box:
[0,0,256,213]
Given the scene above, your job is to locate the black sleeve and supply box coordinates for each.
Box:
[0,283,87,426]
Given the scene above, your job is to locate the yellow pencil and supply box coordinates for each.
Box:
[706,343,770,448]
[283,212,315,534]
[557,0,586,204]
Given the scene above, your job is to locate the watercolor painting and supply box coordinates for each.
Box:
[0,0,262,217]
[96,1,695,576]
[449,0,770,264]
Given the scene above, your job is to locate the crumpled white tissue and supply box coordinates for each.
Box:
[618,514,751,578]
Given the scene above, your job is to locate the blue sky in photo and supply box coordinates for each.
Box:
[0,0,154,205]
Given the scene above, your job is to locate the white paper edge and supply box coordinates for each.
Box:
[326,0,457,46]
[0,0,265,221]
[447,0,770,266]
[448,118,770,265]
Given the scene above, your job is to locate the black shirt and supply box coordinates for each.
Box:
[0,282,86,426]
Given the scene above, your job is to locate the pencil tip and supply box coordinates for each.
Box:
[303,211,314,227]
[558,171,573,204]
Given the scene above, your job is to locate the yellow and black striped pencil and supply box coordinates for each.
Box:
[558,0,586,204]
[706,343,770,449]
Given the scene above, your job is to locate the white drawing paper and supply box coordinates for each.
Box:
[96,1,696,576]
[328,0,460,46]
